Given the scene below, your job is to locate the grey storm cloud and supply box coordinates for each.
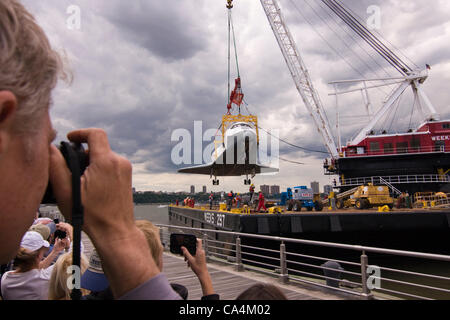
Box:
[100,0,207,62]
[20,0,450,189]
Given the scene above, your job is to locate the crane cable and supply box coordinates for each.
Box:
[321,0,412,75]
[332,0,419,71]
[289,0,392,85]
[230,10,241,79]
[323,0,408,74]
[224,1,311,166]
[227,0,242,113]
[243,99,329,155]
[227,3,231,106]
[296,0,395,84]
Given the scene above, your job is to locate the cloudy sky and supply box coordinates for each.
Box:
[22,0,450,193]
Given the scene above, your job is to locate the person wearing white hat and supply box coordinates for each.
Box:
[0,231,65,300]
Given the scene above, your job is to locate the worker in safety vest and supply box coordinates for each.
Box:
[249,184,255,203]
[227,191,234,211]
[236,193,242,208]
[209,192,214,209]
[257,192,267,212]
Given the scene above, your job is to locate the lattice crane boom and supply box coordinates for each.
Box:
[260,0,339,158]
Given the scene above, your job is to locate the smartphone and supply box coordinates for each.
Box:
[170,233,197,256]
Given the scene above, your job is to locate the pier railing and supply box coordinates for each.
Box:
[413,192,450,208]
[342,145,448,158]
[339,174,450,188]
[157,224,450,300]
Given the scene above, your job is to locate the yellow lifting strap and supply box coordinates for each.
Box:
[222,114,259,144]
[226,0,233,9]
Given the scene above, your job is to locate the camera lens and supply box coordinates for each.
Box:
[54,229,67,239]
[41,142,89,204]
[55,230,67,239]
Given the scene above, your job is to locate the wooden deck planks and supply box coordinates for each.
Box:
[162,253,339,300]
[82,232,343,300]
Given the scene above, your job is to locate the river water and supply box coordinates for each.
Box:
[134,203,170,225]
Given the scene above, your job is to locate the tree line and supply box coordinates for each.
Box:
[133,192,213,204]
[133,191,282,204]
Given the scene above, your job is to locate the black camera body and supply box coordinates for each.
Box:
[41,142,89,204]
[54,229,67,239]
[170,233,197,256]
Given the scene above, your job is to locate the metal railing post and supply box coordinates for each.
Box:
[159,227,166,251]
[203,233,210,262]
[280,242,289,284]
[360,251,373,299]
[235,237,244,272]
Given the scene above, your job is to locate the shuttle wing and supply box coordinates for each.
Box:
[177,162,278,177]
[177,146,279,177]
[177,163,216,175]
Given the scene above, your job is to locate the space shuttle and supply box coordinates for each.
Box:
[178,78,279,185]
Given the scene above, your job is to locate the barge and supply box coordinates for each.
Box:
[168,205,450,256]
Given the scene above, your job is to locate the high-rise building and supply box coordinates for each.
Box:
[190,185,195,194]
[202,185,207,193]
[311,181,320,194]
[260,185,270,195]
[270,185,280,195]
[324,185,333,195]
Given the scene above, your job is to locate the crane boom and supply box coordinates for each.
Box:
[260,0,339,158]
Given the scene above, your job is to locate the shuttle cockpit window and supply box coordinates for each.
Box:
[231,123,252,130]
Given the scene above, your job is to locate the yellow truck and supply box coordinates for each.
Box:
[336,184,394,210]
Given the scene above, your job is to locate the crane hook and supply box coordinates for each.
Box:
[226,0,233,9]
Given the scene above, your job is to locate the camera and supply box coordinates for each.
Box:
[41,142,89,204]
[54,229,67,239]
[170,233,197,256]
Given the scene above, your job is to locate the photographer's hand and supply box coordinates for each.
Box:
[39,238,65,269]
[182,239,215,296]
[56,222,73,242]
[53,238,67,253]
[51,128,158,298]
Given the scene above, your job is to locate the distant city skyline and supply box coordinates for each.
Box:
[260,185,270,195]
[311,181,320,194]
[270,185,281,195]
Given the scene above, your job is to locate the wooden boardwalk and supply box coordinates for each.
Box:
[82,232,346,300]
[162,253,345,300]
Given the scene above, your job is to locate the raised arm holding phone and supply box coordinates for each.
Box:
[181,239,218,299]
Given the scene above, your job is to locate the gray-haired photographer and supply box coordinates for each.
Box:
[0,0,179,300]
